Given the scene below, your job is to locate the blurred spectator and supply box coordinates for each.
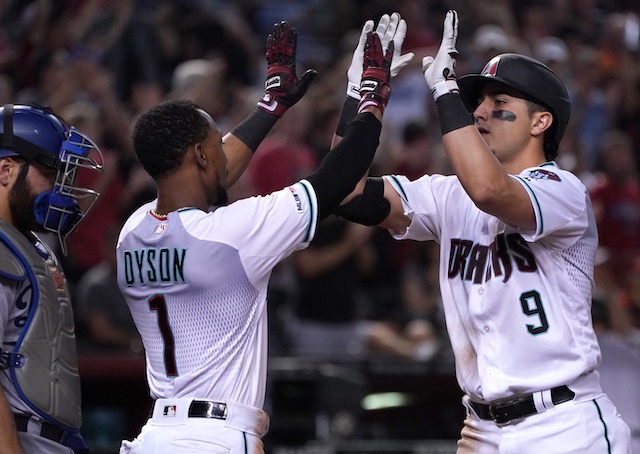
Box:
[467,24,516,73]
[534,36,571,79]
[74,225,142,353]
[288,216,375,359]
[570,46,611,172]
[287,214,432,360]
[380,62,431,150]
[363,238,446,361]
[607,257,640,350]
[395,0,438,51]
[60,100,131,283]
[510,0,561,48]
[166,57,239,133]
[590,129,640,285]
[247,99,318,196]
[63,0,167,102]
[566,0,609,46]
[394,242,446,360]
[386,120,435,180]
[0,73,14,104]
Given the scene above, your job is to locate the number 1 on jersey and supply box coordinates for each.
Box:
[149,294,178,377]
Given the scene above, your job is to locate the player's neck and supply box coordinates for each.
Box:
[154,172,209,215]
[501,148,546,175]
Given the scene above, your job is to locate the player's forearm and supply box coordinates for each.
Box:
[221,133,254,188]
[224,108,280,188]
[0,389,24,454]
[332,96,360,149]
[441,124,510,202]
[436,94,536,228]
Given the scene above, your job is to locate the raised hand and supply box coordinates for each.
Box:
[357,31,393,113]
[257,21,317,117]
[422,10,460,100]
[346,13,414,100]
[388,15,414,78]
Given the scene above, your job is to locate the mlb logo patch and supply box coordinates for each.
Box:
[154,223,168,234]
[289,187,303,212]
[163,405,177,417]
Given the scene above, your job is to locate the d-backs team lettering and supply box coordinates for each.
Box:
[448,233,537,284]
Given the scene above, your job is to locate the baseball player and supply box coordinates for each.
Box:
[116,17,412,454]
[335,10,632,453]
[0,104,103,453]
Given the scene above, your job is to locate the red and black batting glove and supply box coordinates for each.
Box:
[357,31,393,113]
[257,21,317,118]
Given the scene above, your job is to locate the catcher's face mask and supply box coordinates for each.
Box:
[0,104,103,254]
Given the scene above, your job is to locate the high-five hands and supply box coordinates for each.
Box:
[258,21,317,117]
[422,10,460,100]
[357,31,393,113]
[347,12,415,100]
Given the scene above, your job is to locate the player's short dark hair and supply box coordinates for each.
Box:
[132,99,211,179]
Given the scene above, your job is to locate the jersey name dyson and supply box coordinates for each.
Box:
[448,233,537,284]
[122,248,187,286]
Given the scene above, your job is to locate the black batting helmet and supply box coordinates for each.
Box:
[458,53,570,160]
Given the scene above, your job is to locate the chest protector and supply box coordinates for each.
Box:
[0,221,81,429]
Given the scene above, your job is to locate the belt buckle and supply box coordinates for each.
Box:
[488,402,508,424]
[189,400,228,419]
[204,401,228,419]
[488,397,525,424]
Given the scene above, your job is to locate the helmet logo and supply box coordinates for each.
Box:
[482,56,501,77]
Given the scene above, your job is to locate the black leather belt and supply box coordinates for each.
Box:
[470,385,575,424]
[14,414,66,443]
[188,400,228,419]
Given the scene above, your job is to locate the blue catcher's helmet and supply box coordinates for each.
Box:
[0,104,103,254]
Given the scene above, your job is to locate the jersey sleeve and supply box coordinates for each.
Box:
[383,174,447,242]
[194,180,318,275]
[512,166,590,247]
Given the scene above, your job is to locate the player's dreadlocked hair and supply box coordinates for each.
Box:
[133,99,211,179]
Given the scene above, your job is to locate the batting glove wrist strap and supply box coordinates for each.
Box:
[436,93,473,135]
[347,81,361,100]
[257,21,317,118]
[431,79,460,101]
[357,32,393,113]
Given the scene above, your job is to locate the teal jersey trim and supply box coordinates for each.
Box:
[593,399,612,453]
[388,175,408,202]
[513,175,544,236]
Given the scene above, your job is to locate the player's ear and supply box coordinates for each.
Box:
[192,143,207,169]
[531,111,553,139]
[0,157,16,186]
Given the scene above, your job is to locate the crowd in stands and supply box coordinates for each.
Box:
[2,0,640,367]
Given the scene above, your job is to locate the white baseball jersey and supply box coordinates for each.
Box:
[116,180,318,409]
[386,162,601,402]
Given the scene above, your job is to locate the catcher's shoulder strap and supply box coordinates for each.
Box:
[0,221,82,430]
